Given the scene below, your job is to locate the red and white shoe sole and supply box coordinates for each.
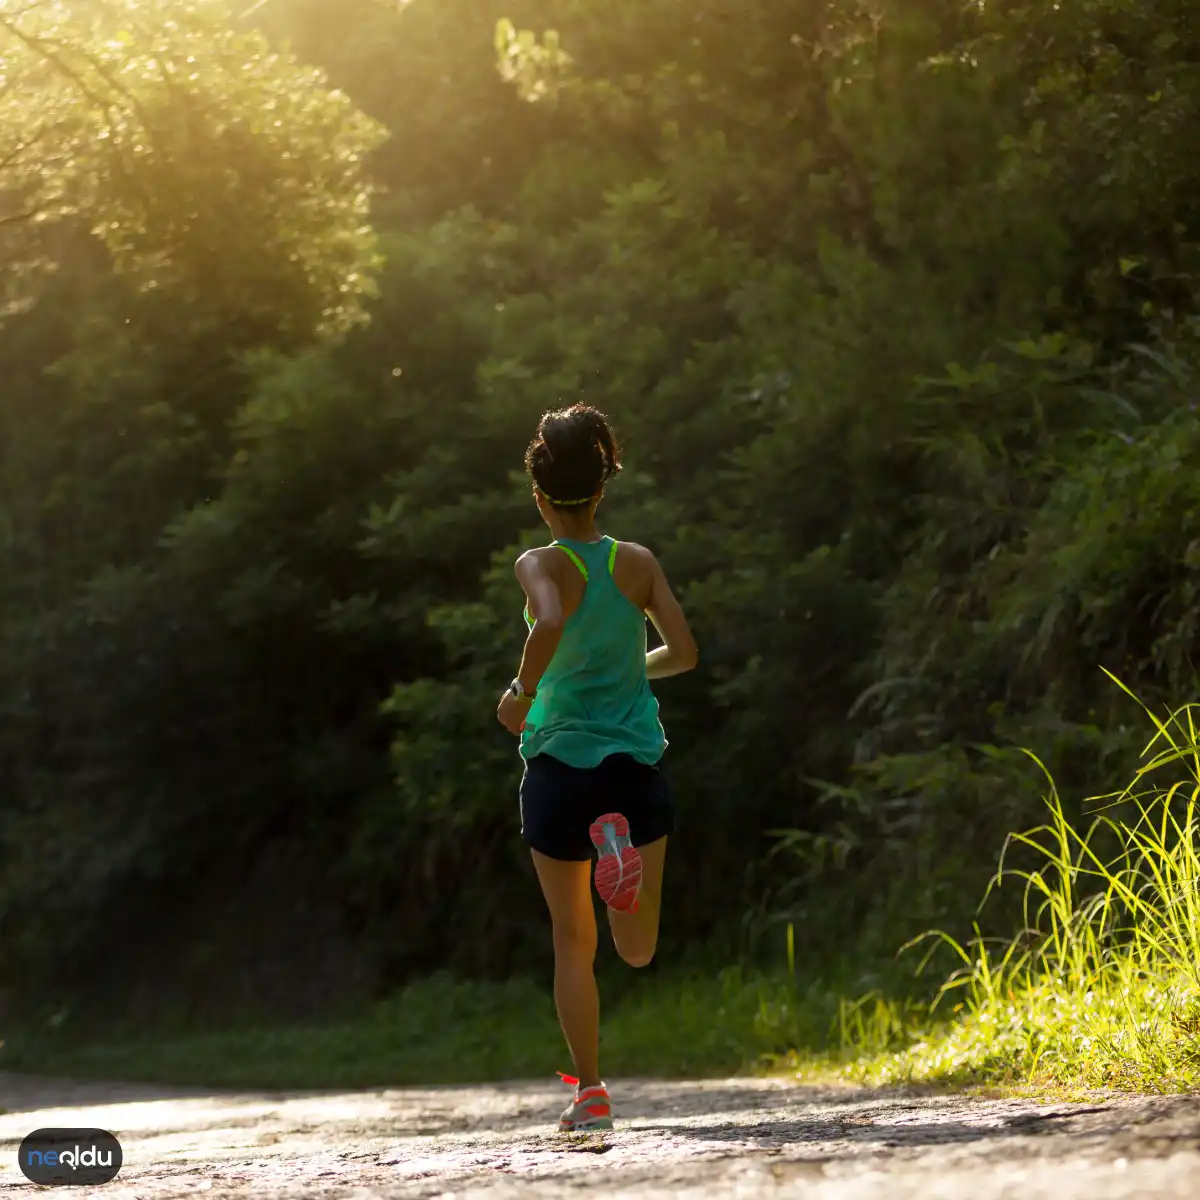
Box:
[589,812,642,913]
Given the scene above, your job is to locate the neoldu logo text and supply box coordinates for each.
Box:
[19,1128,122,1186]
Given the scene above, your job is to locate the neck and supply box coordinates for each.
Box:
[549,510,600,542]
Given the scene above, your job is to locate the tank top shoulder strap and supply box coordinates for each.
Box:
[551,538,619,578]
[551,541,589,580]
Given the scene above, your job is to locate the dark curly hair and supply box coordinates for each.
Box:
[524,404,622,509]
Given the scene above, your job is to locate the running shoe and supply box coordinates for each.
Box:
[589,812,642,913]
[557,1072,613,1132]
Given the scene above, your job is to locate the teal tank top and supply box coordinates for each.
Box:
[519,536,667,769]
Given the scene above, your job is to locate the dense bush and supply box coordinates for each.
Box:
[0,0,1197,1020]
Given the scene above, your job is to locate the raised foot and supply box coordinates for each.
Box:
[589,812,642,913]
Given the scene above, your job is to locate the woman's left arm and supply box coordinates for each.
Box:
[496,551,566,734]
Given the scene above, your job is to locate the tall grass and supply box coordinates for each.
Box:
[16,682,1200,1095]
[841,679,1200,1092]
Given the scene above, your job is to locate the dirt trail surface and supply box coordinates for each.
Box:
[1,1073,1199,1198]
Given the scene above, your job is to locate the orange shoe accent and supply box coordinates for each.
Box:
[557,1073,614,1132]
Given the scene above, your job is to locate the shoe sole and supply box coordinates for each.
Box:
[559,1118,614,1132]
[589,812,642,913]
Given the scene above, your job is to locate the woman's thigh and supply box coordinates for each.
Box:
[607,835,667,966]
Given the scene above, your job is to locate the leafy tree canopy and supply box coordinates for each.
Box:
[0,0,383,336]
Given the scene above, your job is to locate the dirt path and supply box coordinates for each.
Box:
[1,1072,1198,1197]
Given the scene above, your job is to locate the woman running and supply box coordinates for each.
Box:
[496,404,698,1134]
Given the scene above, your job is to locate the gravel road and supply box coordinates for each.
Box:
[1,1072,1198,1197]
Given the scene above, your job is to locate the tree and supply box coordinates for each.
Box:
[0,0,383,338]
[3,0,1200,1019]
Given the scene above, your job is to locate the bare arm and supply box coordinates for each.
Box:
[644,554,698,680]
[512,550,566,695]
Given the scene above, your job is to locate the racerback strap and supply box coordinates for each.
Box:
[553,542,589,580]
[551,538,620,579]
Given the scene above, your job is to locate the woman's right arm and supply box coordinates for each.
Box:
[644,553,698,680]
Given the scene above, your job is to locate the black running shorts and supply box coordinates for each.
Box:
[519,752,675,862]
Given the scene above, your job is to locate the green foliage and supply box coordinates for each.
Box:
[841,690,1200,1092]
[1,0,1199,1029]
[0,968,838,1088]
[0,0,383,336]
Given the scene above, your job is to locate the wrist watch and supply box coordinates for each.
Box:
[508,677,536,702]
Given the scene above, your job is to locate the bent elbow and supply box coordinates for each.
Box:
[682,643,699,671]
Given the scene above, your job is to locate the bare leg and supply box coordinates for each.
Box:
[607,836,667,968]
[531,851,601,1086]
